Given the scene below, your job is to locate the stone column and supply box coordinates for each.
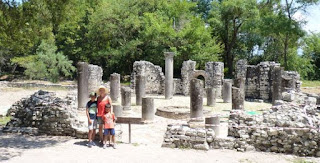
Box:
[112,105,123,117]
[190,79,203,118]
[232,87,244,110]
[206,87,216,106]
[77,62,89,108]
[222,79,232,103]
[88,64,103,93]
[110,73,120,102]
[272,67,283,105]
[121,87,131,110]
[234,77,245,99]
[142,97,154,121]
[205,116,220,137]
[135,75,146,105]
[164,52,175,99]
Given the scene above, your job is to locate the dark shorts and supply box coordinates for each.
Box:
[104,128,115,135]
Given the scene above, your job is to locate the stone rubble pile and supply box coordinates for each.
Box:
[228,102,320,156]
[4,90,89,138]
[282,90,320,105]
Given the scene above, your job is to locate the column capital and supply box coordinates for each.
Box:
[164,52,175,58]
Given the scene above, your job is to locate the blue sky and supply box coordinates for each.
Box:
[295,4,320,33]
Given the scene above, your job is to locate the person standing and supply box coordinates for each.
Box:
[86,92,97,148]
[96,85,112,144]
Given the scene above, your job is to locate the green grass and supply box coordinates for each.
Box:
[301,80,320,87]
[121,82,131,86]
[132,143,140,147]
[0,116,11,125]
[291,158,315,163]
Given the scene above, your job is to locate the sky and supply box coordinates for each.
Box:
[294,4,320,33]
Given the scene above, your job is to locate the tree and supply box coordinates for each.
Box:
[208,0,259,77]
[11,37,75,82]
[302,33,320,79]
[142,0,221,70]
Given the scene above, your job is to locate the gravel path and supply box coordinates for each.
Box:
[1,132,319,163]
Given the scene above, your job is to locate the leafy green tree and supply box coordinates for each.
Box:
[11,37,75,82]
[142,0,221,70]
[208,0,259,77]
[302,33,320,79]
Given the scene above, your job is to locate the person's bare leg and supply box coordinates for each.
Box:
[112,135,116,149]
[99,125,103,142]
[92,129,96,141]
[88,130,92,142]
[108,134,111,146]
[103,132,107,149]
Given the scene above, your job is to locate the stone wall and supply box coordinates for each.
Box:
[240,61,301,101]
[130,61,165,94]
[162,124,214,150]
[205,62,224,98]
[227,102,320,156]
[162,102,320,156]
[180,60,224,96]
[0,81,76,90]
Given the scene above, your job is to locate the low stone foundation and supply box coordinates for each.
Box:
[227,103,320,157]
[162,103,320,157]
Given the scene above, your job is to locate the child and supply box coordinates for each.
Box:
[86,92,97,148]
[102,103,116,149]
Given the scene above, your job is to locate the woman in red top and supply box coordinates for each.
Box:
[97,85,112,143]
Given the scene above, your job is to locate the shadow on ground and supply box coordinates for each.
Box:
[0,131,70,161]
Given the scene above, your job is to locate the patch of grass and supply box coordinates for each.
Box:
[301,80,320,87]
[121,82,131,86]
[239,158,254,163]
[132,143,140,146]
[291,158,315,163]
[0,116,11,125]
[178,146,191,150]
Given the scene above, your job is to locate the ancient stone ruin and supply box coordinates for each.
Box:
[130,59,224,97]
[4,90,88,138]
[130,61,165,94]
[240,61,301,101]
[77,62,103,109]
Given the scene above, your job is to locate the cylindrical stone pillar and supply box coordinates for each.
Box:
[190,79,203,118]
[135,75,146,105]
[205,116,220,137]
[206,87,216,106]
[234,77,245,98]
[112,105,123,117]
[232,87,244,110]
[77,62,89,108]
[110,73,120,102]
[223,79,232,103]
[164,52,175,99]
[121,87,131,110]
[142,97,154,121]
[272,67,283,105]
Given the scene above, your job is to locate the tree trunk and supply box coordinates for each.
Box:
[226,49,233,78]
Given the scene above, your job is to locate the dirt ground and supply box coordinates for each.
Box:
[0,84,320,162]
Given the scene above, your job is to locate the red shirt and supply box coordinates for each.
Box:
[97,96,110,117]
[102,113,115,129]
